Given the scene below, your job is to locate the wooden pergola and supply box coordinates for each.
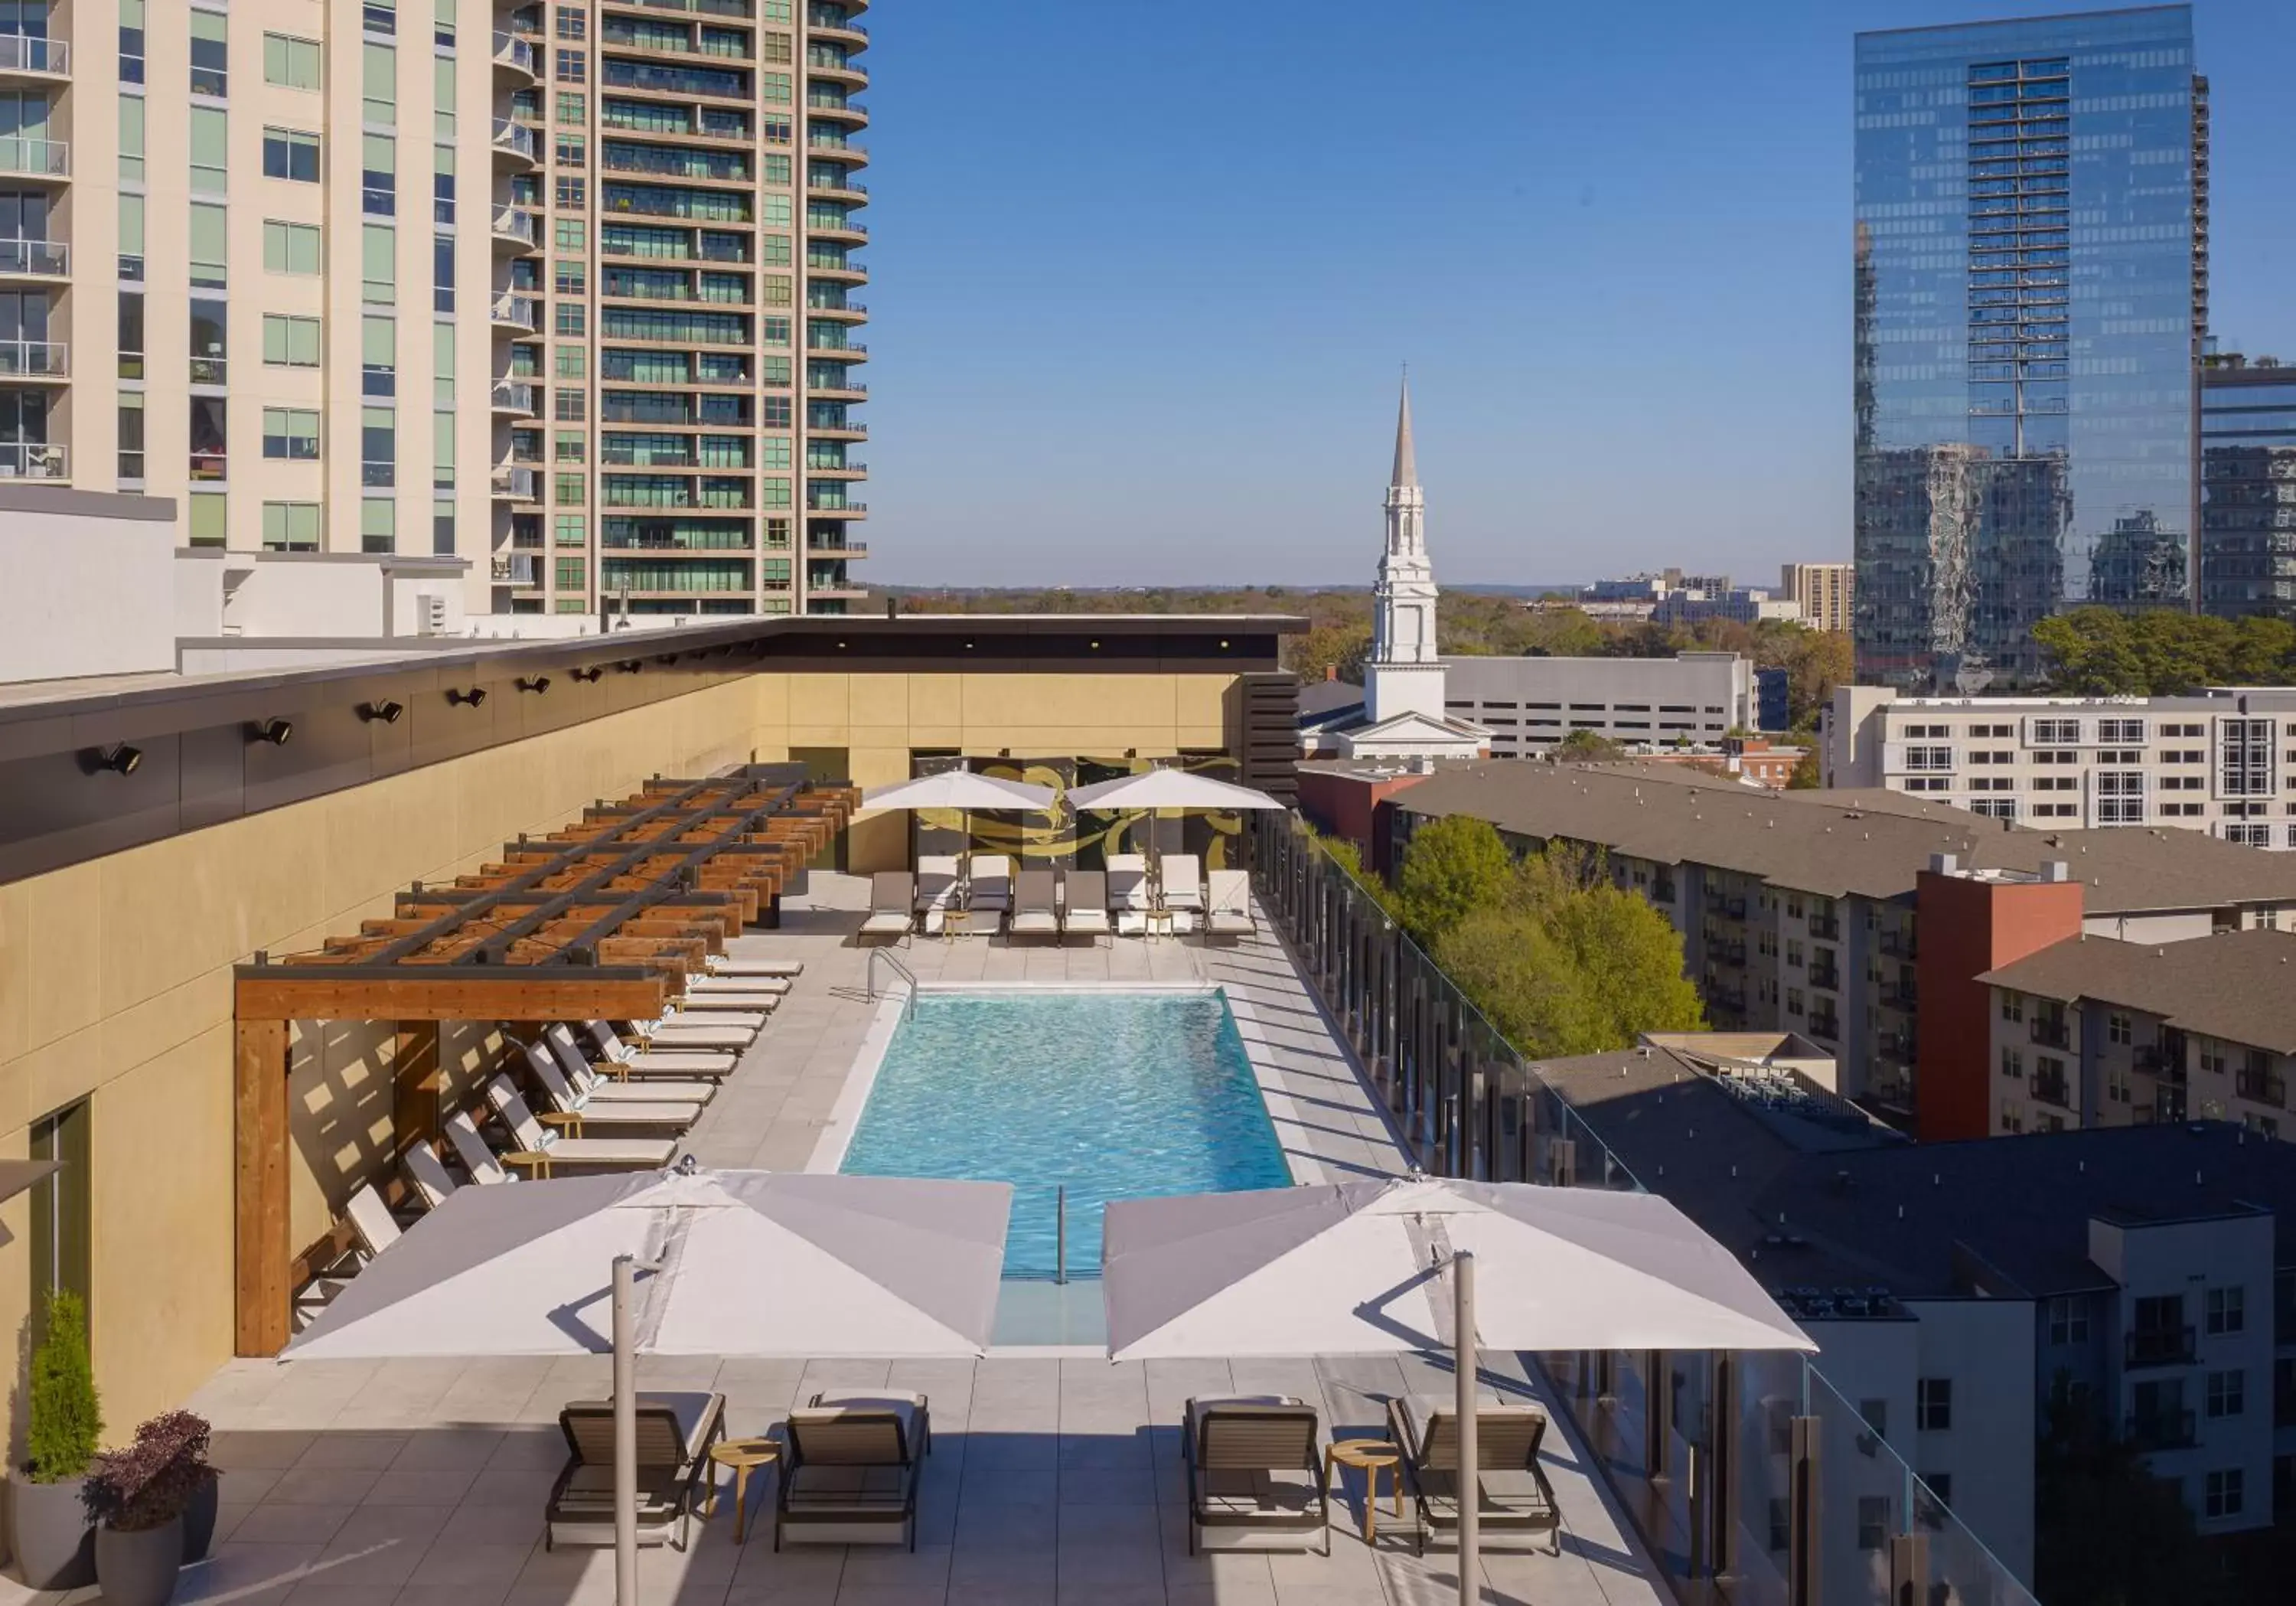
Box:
[231,769,857,1355]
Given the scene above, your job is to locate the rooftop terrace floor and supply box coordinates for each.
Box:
[51,877,1670,1606]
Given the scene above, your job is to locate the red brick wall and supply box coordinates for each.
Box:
[1913,870,2085,1141]
[1296,769,1433,870]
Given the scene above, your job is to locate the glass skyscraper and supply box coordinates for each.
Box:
[1854,7,2206,690]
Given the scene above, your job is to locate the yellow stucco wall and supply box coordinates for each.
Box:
[0,668,1237,1445]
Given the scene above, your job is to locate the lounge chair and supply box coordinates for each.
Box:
[1108,853,1153,936]
[1182,1395,1328,1555]
[634,1014,760,1052]
[445,1108,515,1185]
[518,1042,703,1131]
[581,1020,738,1081]
[967,855,1013,918]
[543,1023,720,1103]
[546,1392,726,1552]
[673,987,782,1014]
[1162,854,1205,933]
[706,955,804,978]
[345,1183,402,1260]
[484,1075,676,1174]
[686,973,791,997]
[1062,870,1112,945]
[1008,869,1060,942]
[401,1140,458,1211]
[860,871,915,945]
[1386,1393,1562,1556]
[1205,870,1254,943]
[292,1183,403,1331]
[915,854,961,937]
[775,1392,931,1552]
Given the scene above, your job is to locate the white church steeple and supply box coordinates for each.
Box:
[1365,374,1447,721]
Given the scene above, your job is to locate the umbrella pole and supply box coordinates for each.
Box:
[613,1254,638,1606]
[1456,1249,1477,1606]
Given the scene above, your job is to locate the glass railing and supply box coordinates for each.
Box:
[0,237,64,276]
[491,32,538,75]
[491,379,538,413]
[0,34,67,75]
[0,338,66,377]
[491,119,539,161]
[0,439,67,480]
[0,135,67,177]
[1247,811,2042,1606]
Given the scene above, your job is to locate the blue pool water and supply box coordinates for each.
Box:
[839,990,1291,1278]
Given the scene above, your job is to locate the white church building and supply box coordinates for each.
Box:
[1300,381,1489,762]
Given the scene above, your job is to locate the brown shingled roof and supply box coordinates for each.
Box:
[1978,929,2296,1053]
[1385,760,2296,912]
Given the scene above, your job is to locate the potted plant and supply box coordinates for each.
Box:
[9,1289,103,1589]
[83,1412,214,1606]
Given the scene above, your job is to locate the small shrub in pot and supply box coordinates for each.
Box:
[83,1412,214,1606]
[9,1291,103,1589]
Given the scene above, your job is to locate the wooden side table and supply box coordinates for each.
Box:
[706,1437,781,1544]
[1324,1438,1403,1545]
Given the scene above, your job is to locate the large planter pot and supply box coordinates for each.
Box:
[7,1473,95,1591]
[181,1474,220,1563]
[95,1516,184,1606]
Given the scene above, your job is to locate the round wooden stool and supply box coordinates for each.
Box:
[1324,1438,1404,1545]
[706,1437,781,1544]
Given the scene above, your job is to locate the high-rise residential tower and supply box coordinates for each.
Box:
[1,0,867,619]
[2199,353,2296,622]
[1853,7,2204,690]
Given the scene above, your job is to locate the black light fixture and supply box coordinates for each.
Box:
[91,743,142,775]
[516,675,552,694]
[655,652,679,665]
[570,665,604,684]
[357,700,406,724]
[618,659,642,674]
[250,717,294,746]
[447,686,488,707]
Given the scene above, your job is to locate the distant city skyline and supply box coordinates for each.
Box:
[858,0,2296,586]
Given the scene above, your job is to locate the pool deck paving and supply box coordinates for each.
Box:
[96,875,1671,1606]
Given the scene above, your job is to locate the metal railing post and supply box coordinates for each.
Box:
[1790,1413,1823,1606]
[1055,1185,1067,1285]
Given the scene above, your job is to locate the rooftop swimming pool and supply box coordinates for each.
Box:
[838,988,1291,1278]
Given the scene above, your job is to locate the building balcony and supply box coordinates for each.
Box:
[806,376,868,400]
[605,0,758,16]
[2031,1073,2070,1110]
[2030,1017,2071,1050]
[491,466,540,502]
[1714,895,1748,922]
[491,205,540,250]
[808,417,866,438]
[2125,1325,2197,1369]
[0,440,67,481]
[806,178,869,204]
[491,379,540,416]
[2134,1044,2178,1078]
[807,257,868,282]
[0,34,67,80]
[490,292,540,332]
[807,459,867,478]
[1808,915,1841,941]
[1808,965,1841,993]
[2236,1069,2287,1108]
[807,536,868,560]
[492,31,540,81]
[0,338,67,380]
[0,135,67,181]
[806,55,869,88]
[805,581,872,602]
[804,94,869,125]
[492,119,541,168]
[491,552,540,586]
[807,217,869,245]
[1705,937,1746,967]
[1881,983,1917,1013]
[806,134,869,168]
[805,495,866,515]
[2123,1409,2197,1451]
[1806,1011,1841,1041]
[806,299,868,322]
[0,237,66,279]
[806,341,868,362]
[807,8,869,44]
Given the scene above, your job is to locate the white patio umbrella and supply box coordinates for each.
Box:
[1065,767,1285,892]
[863,770,1059,881]
[1102,1177,1811,1602]
[288,1167,1010,1606]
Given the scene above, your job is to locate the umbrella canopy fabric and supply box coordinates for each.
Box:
[1064,769,1286,814]
[863,772,1058,813]
[1103,1177,1813,1360]
[289,1169,1013,1361]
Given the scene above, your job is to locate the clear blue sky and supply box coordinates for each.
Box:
[857,1,2296,589]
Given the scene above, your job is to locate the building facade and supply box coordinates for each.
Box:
[1439,651,1754,754]
[1650,587,1802,628]
[2200,354,2296,622]
[1854,8,2206,691]
[1825,684,2296,846]
[1780,561,1854,634]
[0,0,867,622]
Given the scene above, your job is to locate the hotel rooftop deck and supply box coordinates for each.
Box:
[145,881,1670,1606]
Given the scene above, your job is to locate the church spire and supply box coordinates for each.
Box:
[1391,371,1417,488]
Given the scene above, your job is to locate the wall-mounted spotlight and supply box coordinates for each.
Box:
[655,653,679,665]
[447,686,489,707]
[618,660,643,674]
[516,675,552,694]
[357,700,406,724]
[90,743,143,775]
[570,666,604,684]
[250,717,294,746]
[1218,638,1231,650]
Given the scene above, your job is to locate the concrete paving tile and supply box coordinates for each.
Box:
[227,1504,357,1546]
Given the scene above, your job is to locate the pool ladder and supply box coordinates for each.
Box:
[866,948,919,1020]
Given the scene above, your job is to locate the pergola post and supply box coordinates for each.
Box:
[234,1015,292,1358]
[393,1021,444,1156]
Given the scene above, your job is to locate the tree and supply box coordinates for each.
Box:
[1554,730,1627,762]
[26,1289,102,1481]
[1786,749,1821,789]
[1395,815,1514,942]
[2033,1373,2225,1606]
[1284,624,1372,685]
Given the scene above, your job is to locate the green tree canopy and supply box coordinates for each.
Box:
[1396,815,1514,942]
[1554,730,1628,761]
[2036,606,2296,695]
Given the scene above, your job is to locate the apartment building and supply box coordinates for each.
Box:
[1541,1047,2296,1574]
[1650,587,1803,628]
[2,0,866,621]
[1779,560,1853,634]
[1440,651,1754,754]
[2200,353,2296,622]
[1375,759,2296,1128]
[1826,685,2296,846]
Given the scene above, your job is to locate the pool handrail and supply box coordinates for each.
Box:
[866,948,918,1020]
